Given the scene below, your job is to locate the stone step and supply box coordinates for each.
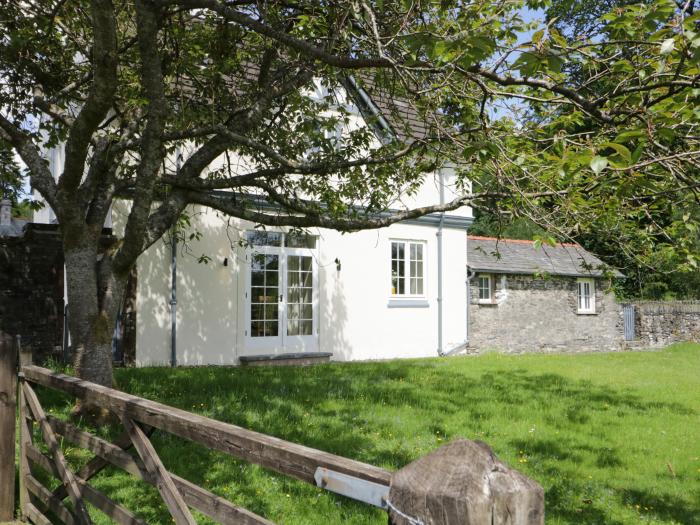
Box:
[239,352,332,367]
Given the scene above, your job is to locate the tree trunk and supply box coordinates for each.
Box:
[63,236,126,389]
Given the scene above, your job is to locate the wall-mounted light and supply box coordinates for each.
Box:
[223,257,228,267]
[334,257,341,272]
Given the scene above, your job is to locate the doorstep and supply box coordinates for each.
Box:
[239,352,333,367]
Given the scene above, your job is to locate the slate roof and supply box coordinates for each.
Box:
[349,74,433,142]
[467,236,624,278]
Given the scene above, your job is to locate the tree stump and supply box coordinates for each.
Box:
[388,439,544,525]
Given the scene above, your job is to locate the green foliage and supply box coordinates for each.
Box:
[39,344,700,524]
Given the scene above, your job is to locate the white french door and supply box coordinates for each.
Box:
[243,233,318,355]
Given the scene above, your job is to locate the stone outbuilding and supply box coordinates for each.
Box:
[467,236,624,353]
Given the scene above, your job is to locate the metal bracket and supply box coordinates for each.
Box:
[314,467,389,509]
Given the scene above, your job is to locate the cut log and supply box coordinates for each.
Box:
[388,439,544,525]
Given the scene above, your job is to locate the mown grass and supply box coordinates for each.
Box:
[32,343,699,524]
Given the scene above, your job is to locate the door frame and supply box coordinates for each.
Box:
[242,237,319,356]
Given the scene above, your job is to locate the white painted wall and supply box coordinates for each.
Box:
[129,203,469,366]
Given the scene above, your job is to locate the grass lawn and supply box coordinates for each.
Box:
[34,343,699,525]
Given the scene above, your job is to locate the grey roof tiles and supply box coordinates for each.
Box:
[467,236,623,278]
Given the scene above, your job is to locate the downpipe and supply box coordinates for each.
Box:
[170,147,182,368]
[437,169,470,357]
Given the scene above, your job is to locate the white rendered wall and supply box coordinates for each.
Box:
[130,203,469,366]
[316,223,468,361]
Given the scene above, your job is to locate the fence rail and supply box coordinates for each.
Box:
[1,333,544,525]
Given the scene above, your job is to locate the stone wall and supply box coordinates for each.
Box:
[627,301,700,347]
[0,224,64,363]
[468,273,622,353]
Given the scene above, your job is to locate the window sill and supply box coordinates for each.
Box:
[477,301,497,306]
[387,299,430,308]
[577,310,597,315]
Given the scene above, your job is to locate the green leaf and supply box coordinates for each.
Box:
[532,29,545,45]
[590,156,608,175]
[615,130,645,143]
[601,142,632,163]
[631,143,645,165]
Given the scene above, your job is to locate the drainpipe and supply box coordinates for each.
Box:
[437,170,471,357]
[170,148,181,367]
[466,267,475,344]
[437,170,445,356]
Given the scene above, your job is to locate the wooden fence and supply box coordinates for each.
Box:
[0,333,544,525]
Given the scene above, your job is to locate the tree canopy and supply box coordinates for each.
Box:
[1,0,699,385]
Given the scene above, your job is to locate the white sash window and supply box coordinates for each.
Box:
[577,278,596,314]
[391,240,426,297]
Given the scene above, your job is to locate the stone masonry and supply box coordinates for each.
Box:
[627,301,700,348]
[0,223,65,363]
[468,273,622,353]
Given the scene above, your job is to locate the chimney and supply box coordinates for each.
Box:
[0,199,11,226]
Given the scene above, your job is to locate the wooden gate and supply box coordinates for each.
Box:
[0,334,544,525]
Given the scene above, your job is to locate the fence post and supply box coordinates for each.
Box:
[388,439,544,525]
[0,330,17,521]
[16,336,32,520]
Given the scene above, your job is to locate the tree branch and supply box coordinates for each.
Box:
[153,0,393,69]
[0,114,58,208]
[58,0,118,192]
[114,0,168,273]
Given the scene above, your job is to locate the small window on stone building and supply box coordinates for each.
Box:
[577,278,596,314]
[478,275,493,303]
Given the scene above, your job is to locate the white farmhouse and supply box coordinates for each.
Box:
[37,79,473,367]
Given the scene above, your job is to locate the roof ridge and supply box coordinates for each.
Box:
[467,235,579,248]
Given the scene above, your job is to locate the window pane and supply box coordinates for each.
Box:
[251,271,264,287]
[264,255,278,270]
[251,253,266,271]
[251,321,264,337]
[264,321,278,337]
[415,278,423,295]
[251,304,264,322]
[266,270,278,286]
[288,304,300,320]
[415,261,423,279]
[300,304,313,319]
[246,231,282,247]
[265,304,278,320]
[287,320,299,336]
[288,256,300,271]
[300,271,312,287]
[251,287,266,302]
[299,320,313,335]
[285,233,317,249]
[299,288,312,303]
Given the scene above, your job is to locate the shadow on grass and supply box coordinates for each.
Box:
[32,359,698,524]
